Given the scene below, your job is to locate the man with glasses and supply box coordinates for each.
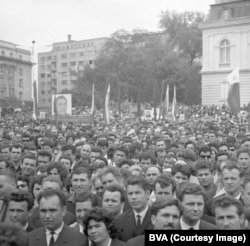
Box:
[198,146,212,160]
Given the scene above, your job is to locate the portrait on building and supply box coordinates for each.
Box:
[52,94,72,115]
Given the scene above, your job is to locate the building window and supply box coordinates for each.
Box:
[41,82,45,89]
[19,79,23,88]
[220,82,229,100]
[48,98,51,103]
[61,63,67,68]
[219,39,230,68]
[62,80,67,85]
[47,56,52,61]
[41,73,45,78]
[70,62,76,66]
[19,68,23,76]
[41,90,45,95]
[79,52,84,56]
[47,90,51,94]
[10,52,13,57]
[61,54,67,59]
[40,57,45,62]
[42,99,46,103]
[19,92,22,100]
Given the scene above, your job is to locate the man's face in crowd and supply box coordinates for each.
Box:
[39,195,66,231]
[197,168,213,188]
[217,154,229,167]
[242,141,250,150]
[1,147,11,160]
[151,205,180,230]
[140,158,152,168]
[218,145,228,153]
[155,183,173,201]
[62,149,74,160]
[146,167,161,186]
[11,147,22,162]
[156,140,165,149]
[209,133,217,143]
[127,184,149,213]
[21,158,37,176]
[173,172,189,188]
[238,152,250,171]
[56,98,67,115]
[102,190,123,216]
[37,155,50,173]
[0,161,8,172]
[75,200,93,224]
[8,200,29,227]
[180,194,204,224]
[222,168,242,196]
[71,173,90,193]
[60,158,71,172]
[101,173,120,188]
[17,180,29,192]
[80,144,91,159]
[157,151,167,166]
[199,151,212,160]
[90,151,101,164]
[215,205,243,230]
[113,150,126,165]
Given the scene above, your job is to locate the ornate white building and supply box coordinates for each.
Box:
[200,0,250,106]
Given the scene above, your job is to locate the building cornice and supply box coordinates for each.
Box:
[201,68,250,74]
[0,56,33,66]
[199,16,250,30]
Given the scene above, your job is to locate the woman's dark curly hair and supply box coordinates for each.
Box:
[83,207,117,239]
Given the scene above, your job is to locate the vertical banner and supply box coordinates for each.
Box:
[165,84,169,119]
[90,83,95,115]
[52,94,72,115]
[172,84,177,121]
[104,83,110,124]
[33,80,38,120]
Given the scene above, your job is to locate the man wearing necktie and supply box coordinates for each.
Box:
[176,182,218,230]
[28,189,87,246]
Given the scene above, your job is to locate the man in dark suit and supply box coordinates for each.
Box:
[205,162,244,216]
[127,198,181,246]
[176,182,218,230]
[7,191,34,232]
[28,189,87,246]
[114,176,153,242]
[28,175,75,229]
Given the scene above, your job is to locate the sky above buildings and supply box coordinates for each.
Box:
[1,0,214,53]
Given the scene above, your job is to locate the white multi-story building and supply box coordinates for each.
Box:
[200,0,250,106]
[38,35,108,110]
[0,40,32,102]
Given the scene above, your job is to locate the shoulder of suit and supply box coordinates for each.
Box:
[28,227,44,235]
[200,220,218,229]
[115,210,133,220]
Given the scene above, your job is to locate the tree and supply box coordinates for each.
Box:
[159,10,206,64]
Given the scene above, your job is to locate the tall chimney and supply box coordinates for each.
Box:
[68,34,71,42]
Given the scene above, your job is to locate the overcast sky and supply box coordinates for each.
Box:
[0,0,214,52]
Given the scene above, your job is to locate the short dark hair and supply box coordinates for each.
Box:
[71,167,91,180]
[171,164,191,178]
[0,223,28,246]
[103,184,126,203]
[195,159,214,174]
[75,191,99,207]
[59,155,73,165]
[237,148,250,159]
[46,162,68,184]
[21,154,37,164]
[37,149,53,161]
[213,196,243,217]
[154,174,176,193]
[126,175,149,191]
[151,198,180,216]
[37,188,66,207]
[221,162,243,178]
[99,167,123,182]
[114,146,128,158]
[83,207,117,238]
[9,191,34,211]
[198,146,212,156]
[10,144,23,152]
[61,144,76,155]
[176,182,205,202]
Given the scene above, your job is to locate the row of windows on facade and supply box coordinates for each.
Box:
[1,51,23,60]
[41,79,75,88]
[39,50,97,62]
[53,42,96,51]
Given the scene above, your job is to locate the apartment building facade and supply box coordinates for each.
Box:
[0,40,33,102]
[38,35,108,110]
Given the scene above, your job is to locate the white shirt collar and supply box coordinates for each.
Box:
[134,205,149,223]
[45,222,64,245]
[180,216,200,230]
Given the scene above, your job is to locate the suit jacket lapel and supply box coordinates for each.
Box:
[136,208,151,235]
[127,210,137,237]
[55,226,69,245]
[35,228,47,246]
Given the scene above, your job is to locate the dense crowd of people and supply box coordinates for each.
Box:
[0,104,250,246]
